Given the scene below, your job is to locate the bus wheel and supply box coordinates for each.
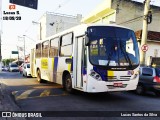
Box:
[37,69,42,83]
[65,74,73,93]
[136,84,145,95]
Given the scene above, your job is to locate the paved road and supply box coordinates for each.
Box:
[0,71,160,120]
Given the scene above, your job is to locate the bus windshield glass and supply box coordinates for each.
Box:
[87,26,139,67]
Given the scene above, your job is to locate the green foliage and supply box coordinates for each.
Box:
[2,58,16,66]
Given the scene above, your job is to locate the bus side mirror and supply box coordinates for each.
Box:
[85,35,89,46]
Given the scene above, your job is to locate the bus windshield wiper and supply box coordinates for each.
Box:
[120,42,132,68]
[106,51,112,67]
[106,44,116,67]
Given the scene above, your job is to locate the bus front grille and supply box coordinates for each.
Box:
[106,76,131,81]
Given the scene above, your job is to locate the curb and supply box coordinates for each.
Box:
[0,82,26,120]
[0,83,21,111]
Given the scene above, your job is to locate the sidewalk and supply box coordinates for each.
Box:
[0,83,6,120]
[0,80,26,120]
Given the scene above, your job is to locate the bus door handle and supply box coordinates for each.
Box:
[65,58,72,64]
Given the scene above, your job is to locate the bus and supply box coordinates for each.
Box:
[30,24,140,93]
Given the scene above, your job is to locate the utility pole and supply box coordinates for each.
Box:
[23,35,25,62]
[18,36,25,62]
[17,46,19,65]
[140,0,151,66]
[32,21,42,40]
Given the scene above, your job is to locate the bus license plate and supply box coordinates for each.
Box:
[114,83,123,87]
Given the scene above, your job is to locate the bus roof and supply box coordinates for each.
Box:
[35,23,134,44]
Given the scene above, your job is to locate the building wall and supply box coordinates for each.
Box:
[112,0,160,65]
[144,41,160,65]
[39,12,82,39]
[39,14,47,40]
[111,0,160,32]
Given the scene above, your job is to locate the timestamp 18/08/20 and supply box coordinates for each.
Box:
[3,16,21,20]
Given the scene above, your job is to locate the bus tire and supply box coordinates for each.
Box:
[37,69,42,83]
[65,74,73,93]
[136,84,145,95]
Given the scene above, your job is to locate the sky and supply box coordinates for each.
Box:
[0,0,160,59]
[0,0,104,59]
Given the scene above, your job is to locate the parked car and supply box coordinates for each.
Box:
[3,66,9,71]
[2,66,5,71]
[136,66,160,96]
[9,64,19,72]
[22,63,31,77]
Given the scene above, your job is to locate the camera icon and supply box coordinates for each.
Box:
[2,112,11,117]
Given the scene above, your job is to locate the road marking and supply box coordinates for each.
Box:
[12,91,18,95]
[14,89,36,100]
[33,85,62,89]
[12,89,68,100]
[26,92,68,100]
[40,89,50,97]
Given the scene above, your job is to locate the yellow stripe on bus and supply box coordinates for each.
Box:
[67,57,72,72]
[68,64,71,72]
[52,58,54,70]
[52,58,55,82]
[108,70,114,79]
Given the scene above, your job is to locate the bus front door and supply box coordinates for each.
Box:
[75,36,84,89]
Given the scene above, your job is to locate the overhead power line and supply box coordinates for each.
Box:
[118,11,160,25]
[53,0,71,12]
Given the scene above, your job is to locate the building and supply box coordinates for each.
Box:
[82,0,160,66]
[111,0,160,31]
[111,0,160,66]
[37,0,160,66]
[81,0,116,24]
[38,12,82,40]
[135,30,160,67]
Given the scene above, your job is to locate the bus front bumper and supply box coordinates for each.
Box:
[85,76,138,93]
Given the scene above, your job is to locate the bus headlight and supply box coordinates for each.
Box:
[90,70,102,81]
[132,71,139,80]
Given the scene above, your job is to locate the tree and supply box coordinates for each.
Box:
[2,58,16,66]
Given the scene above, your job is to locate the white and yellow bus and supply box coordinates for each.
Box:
[30,24,140,93]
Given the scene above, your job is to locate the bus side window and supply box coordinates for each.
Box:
[60,32,73,57]
[50,37,59,57]
[36,43,41,58]
[42,40,49,57]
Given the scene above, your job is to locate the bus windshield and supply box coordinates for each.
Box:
[87,26,139,68]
